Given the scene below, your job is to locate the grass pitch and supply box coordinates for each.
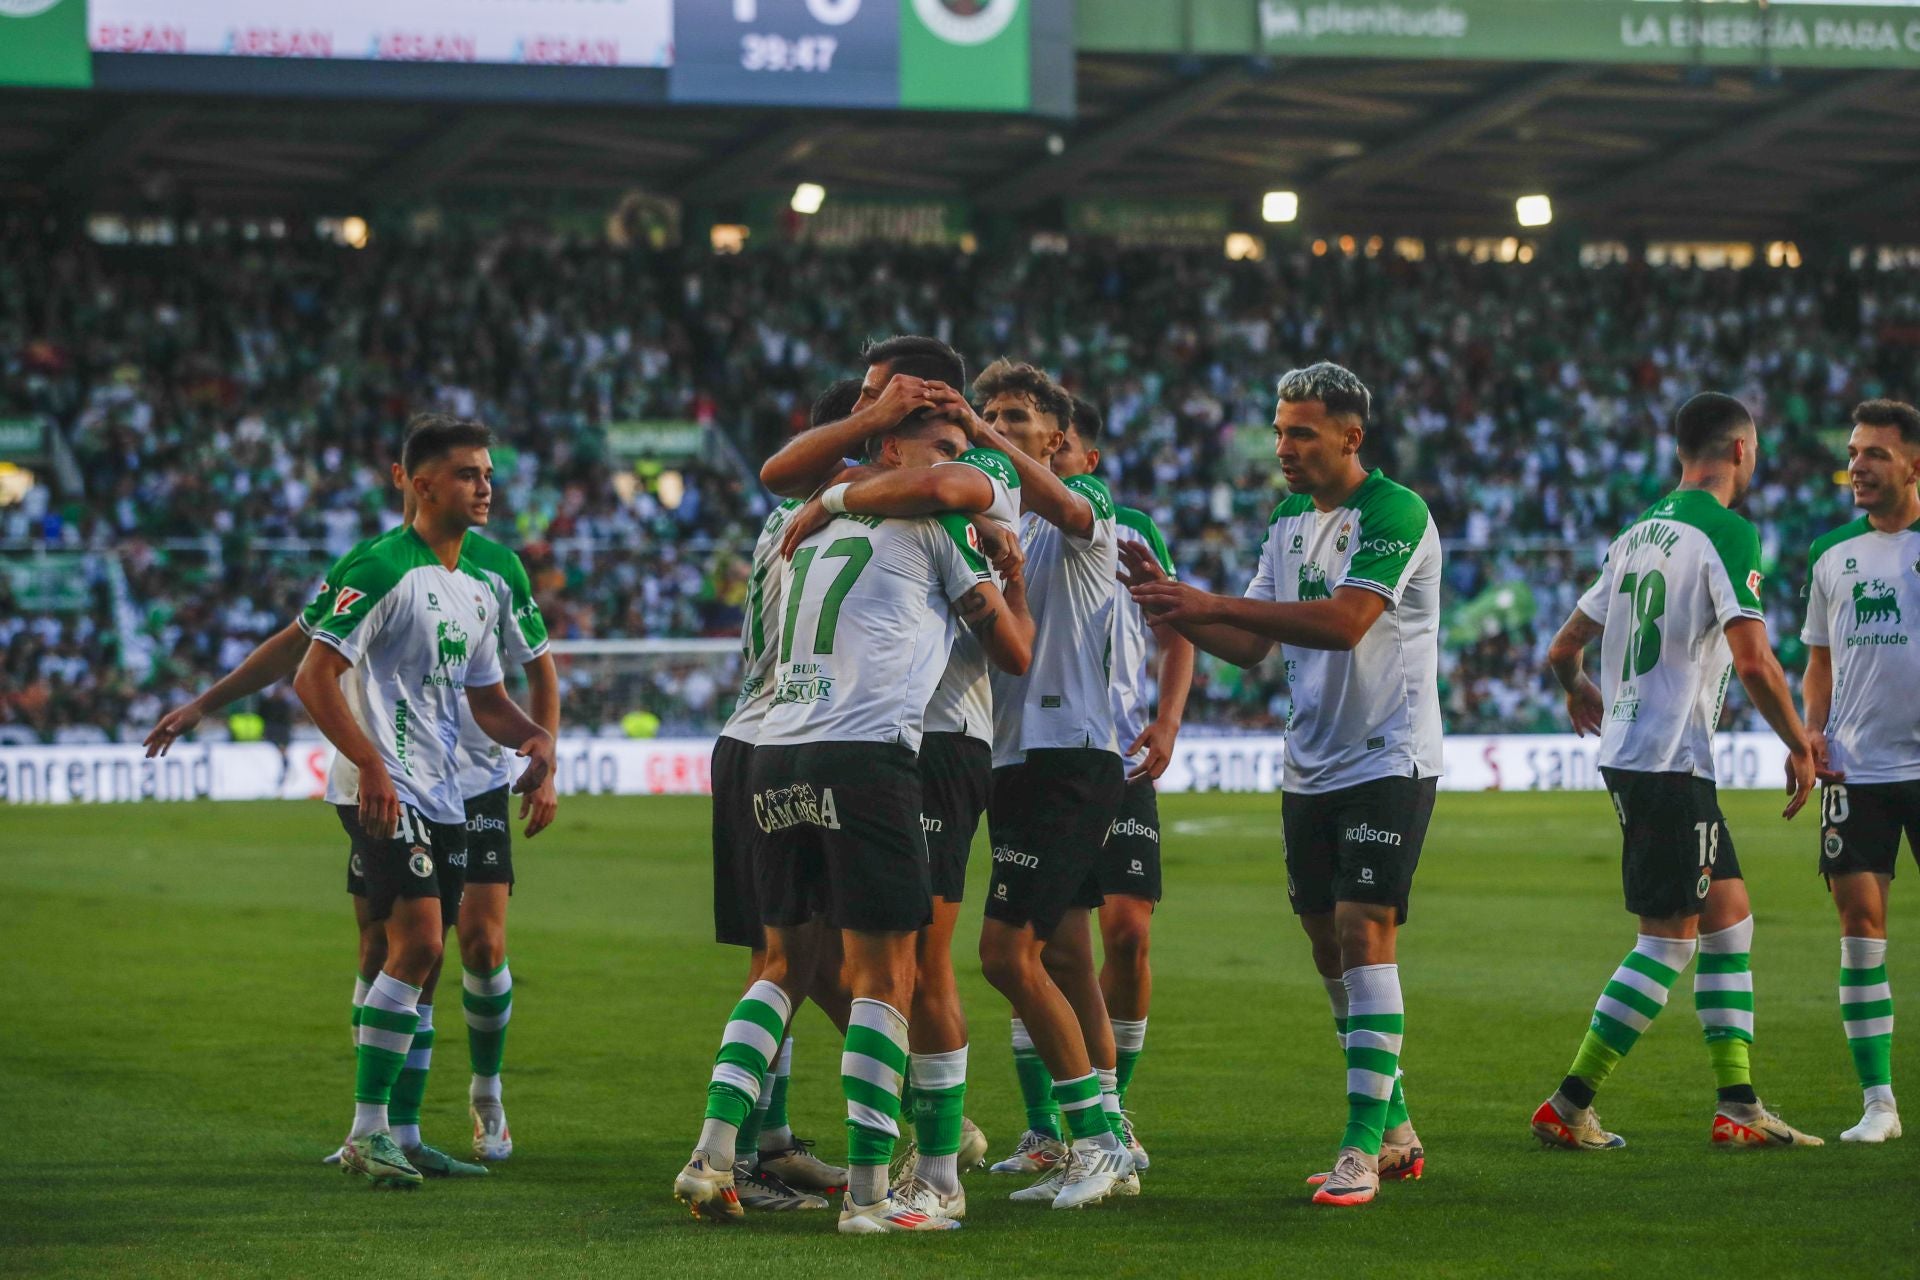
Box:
[4,790,1915,1278]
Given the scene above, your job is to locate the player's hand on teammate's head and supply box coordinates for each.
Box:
[143,702,204,758]
[781,497,832,559]
[1783,743,1816,819]
[924,383,987,439]
[873,373,934,425]
[519,774,558,839]
[1566,676,1605,738]
[513,732,556,797]
[1117,539,1168,589]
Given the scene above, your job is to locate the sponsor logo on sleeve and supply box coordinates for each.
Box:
[1747,569,1764,596]
[331,587,365,616]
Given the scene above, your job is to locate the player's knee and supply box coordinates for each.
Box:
[1102,915,1151,968]
[459,928,504,974]
[980,939,1036,996]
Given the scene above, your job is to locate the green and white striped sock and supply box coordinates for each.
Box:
[910,1045,968,1194]
[735,1069,774,1166]
[1695,916,1756,1103]
[843,998,910,1205]
[1566,934,1696,1101]
[1112,1018,1146,1106]
[1341,964,1405,1156]
[1053,1071,1117,1146]
[463,960,512,1103]
[698,979,791,1163]
[1011,1018,1061,1139]
[389,1003,433,1150]
[1325,975,1412,1135]
[351,971,421,1139]
[351,975,371,1049]
[1841,936,1895,1105]
[759,1036,795,1154]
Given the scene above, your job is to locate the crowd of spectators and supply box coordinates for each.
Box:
[3,215,1917,742]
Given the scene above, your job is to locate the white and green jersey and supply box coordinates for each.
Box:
[1112,506,1175,772]
[1246,470,1443,793]
[301,525,505,825]
[720,499,804,745]
[1801,515,1920,783]
[924,449,1021,745]
[452,533,550,796]
[759,510,991,751]
[991,472,1120,768]
[1575,489,1766,780]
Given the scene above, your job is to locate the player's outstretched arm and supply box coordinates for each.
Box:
[1801,644,1841,782]
[1726,617,1816,817]
[1546,608,1606,737]
[957,579,1033,677]
[293,641,400,838]
[520,652,561,837]
[467,681,557,796]
[143,620,309,757]
[1130,623,1194,783]
[1118,539,1273,667]
[759,375,938,497]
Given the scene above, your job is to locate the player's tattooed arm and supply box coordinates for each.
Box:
[1546,607,1606,737]
[958,580,1032,676]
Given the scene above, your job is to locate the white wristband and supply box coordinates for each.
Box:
[821,483,851,515]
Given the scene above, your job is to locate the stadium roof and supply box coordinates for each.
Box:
[5,54,1919,241]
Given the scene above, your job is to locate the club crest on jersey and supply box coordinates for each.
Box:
[1336,522,1352,554]
[331,587,364,616]
[1695,871,1712,898]
[409,849,433,878]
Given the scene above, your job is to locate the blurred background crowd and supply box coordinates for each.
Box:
[4,219,1916,744]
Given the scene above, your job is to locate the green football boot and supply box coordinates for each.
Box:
[340,1130,424,1190]
[407,1142,491,1177]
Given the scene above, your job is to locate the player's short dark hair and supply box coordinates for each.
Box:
[1276,362,1370,425]
[401,413,494,474]
[863,334,965,388]
[1069,395,1105,445]
[863,406,964,460]
[1673,392,1755,461]
[974,359,1072,434]
[1853,398,1920,445]
[811,378,863,427]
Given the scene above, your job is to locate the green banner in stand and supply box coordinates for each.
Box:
[1082,1,1920,69]
[1068,198,1231,248]
[0,417,46,461]
[3,554,90,612]
[606,420,708,462]
[795,197,971,247]
[0,0,89,87]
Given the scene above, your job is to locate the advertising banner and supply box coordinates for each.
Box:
[89,0,674,65]
[1083,0,1920,70]
[0,0,90,87]
[1,733,1793,805]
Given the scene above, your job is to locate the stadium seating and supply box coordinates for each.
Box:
[3,221,1915,741]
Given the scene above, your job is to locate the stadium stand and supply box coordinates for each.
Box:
[4,219,1917,741]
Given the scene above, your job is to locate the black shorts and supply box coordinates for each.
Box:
[464,786,515,889]
[711,735,766,948]
[339,802,467,924]
[751,741,932,935]
[1281,774,1437,924]
[1098,779,1162,904]
[1600,767,1745,918]
[985,748,1125,939]
[1818,780,1920,880]
[919,731,992,903]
